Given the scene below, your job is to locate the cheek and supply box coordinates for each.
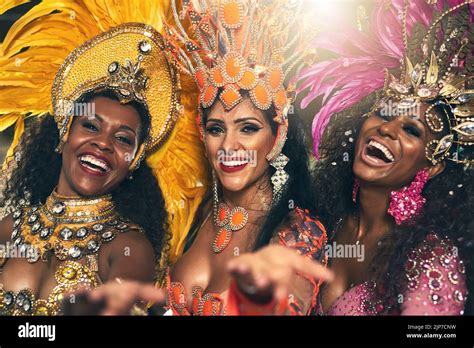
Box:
[204,135,221,158]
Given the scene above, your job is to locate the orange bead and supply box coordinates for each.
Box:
[219,85,242,110]
[231,211,244,226]
[225,56,242,80]
[221,1,242,29]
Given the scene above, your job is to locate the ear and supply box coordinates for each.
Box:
[426,161,446,180]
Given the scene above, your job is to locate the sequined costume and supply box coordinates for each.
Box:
[0,192,142,315]
[166,207,327,316]
[315,233,467,315]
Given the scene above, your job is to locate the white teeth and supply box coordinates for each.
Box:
[368,140,395,162]
[79,155,110,172]
[221,159,249,167]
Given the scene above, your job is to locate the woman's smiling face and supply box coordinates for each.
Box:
[353,100,446,189]
[59,96,142,196]
[204,97,276,193]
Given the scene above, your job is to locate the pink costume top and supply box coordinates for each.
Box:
[165,207,328,315]
[316,233,467,315]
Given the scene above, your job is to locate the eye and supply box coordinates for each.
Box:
[241,124,261,134]
[375,111,391,122]
[116,135,133,145]
[205,125,224,135]
[82,121,99,131]
[403,124,421,138]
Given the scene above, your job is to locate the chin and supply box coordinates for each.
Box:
[218,176,249,192]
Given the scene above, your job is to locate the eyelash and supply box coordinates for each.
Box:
[205,124,261,135]
[375,113,422,138]
[403,124,421,138]
[82,122,133,145]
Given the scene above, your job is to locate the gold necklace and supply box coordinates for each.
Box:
[10,190,136,262]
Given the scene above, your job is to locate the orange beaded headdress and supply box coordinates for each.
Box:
[164,0,316,163]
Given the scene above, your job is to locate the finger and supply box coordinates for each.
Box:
[135,285,167,304]
[291,256,334,282]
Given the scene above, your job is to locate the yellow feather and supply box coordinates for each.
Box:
[0,0,31,16]
[0,0,207,270]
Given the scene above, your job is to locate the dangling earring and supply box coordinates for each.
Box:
[127,173,134,180]
[388,169,429,225]
[269,153,289,205]
[352,179,360,203]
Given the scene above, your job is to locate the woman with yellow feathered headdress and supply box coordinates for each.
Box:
[0,1,208,315]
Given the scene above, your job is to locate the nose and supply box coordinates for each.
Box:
[378,118,399,141]
[221,129,240,154]
[91,132,113,153]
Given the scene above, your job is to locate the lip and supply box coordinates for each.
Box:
[360,136,397,167]
[219,162,248,173]
[78,151,112,177]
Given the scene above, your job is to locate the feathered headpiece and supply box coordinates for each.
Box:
[163,0,317,164]
[297,0,473,166]
[0,0,208,265]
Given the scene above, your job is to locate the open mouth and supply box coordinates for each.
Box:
[220,159,249,167]
[219,158,249,173]
[366,140,395,163]
[78,154,111,175]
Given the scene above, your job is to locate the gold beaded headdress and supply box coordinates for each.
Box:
[0,1,209,267]
[52,23,180,171]
[298,0,473,167]
[164,0,316,162]
[379,1,474,166]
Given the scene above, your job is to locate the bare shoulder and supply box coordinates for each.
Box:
[0,214,13,244]
[100,225,156,283]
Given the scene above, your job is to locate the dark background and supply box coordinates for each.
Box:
[0,1,40,163]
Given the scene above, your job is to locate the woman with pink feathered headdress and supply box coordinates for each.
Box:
[297,0,473,315]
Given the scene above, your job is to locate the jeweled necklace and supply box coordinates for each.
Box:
[10,190,132,263]
[212,201,249,254]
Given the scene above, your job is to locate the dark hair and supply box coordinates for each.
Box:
[312,93,474,314]
[185,94,316,251]
[0,91,169,262]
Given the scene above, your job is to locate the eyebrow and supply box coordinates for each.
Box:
[206,116,263,125]
[86,114,137,134]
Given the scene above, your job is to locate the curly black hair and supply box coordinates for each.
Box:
[0,91,169,263]
[185,93,316,251]
[312,93,474,314]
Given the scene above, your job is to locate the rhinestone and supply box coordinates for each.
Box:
[12,210,22,219]
[76,227,89,240]
[52,202,65,215]
[13,218,21,228]
[116,223,128,231]
[11,228,20,240]
[139,40,152,53]
[92,224,104,232]
[107,220,119,227]
[22,298,32,312]
[59,228,74,241]
[27,250,41,263]
[28,214,38,224]
[101,230,115,242]
[40,228,53,240]
[31,222,41,233]
[108,62,119,73]
[4,292,14,307]
[87,239,100,253]
[454,290,465,302]
[68,246,82,259]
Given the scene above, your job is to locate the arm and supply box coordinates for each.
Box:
[226,209,331,315]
